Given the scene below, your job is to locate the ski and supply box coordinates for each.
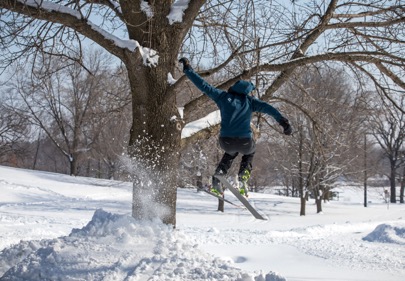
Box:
[214,175,267,220]
[202,189,245,209]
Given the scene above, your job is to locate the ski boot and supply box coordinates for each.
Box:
[238,170,250,197]
[210,185,223,196]
[211,174,224,196]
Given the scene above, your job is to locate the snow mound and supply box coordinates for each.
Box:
[363,222,405,245]
[0,209,286,281]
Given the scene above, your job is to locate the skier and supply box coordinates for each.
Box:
[179,57,292,197]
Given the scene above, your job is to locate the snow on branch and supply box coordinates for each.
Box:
[167,0,190,25]
[20,0,81,19]
[141,0,153,18]
[181,110,221,139]
[133,41,159,67]
[88,23,137,51]
[18,0,159,66]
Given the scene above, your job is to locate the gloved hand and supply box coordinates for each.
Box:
[178,57,192,71]
[279,117,292,135]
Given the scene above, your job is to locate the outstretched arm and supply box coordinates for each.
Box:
[252,98,283,122]
[179,58,224,102]
[252,98,292,135]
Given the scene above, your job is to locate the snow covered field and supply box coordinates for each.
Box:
[0,165,404,280]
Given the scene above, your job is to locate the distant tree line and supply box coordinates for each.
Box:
[1,50,132,179]
[1,48,404,216]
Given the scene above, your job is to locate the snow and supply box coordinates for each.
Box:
[363,223,405,244]
[181,110,221,138]
[0,165,405,280]
[167,0,191,25]
[133,41,159,67]
[168,72,177,85]
[88,24,137,52]
[20,0,160,67]
[140,1,153,18]
[20,0,81,19]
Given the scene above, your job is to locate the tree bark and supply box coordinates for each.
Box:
[300,192,307,216]
[127,62,181,225]
[400,165,404,203]
[390,161,397,203]
[313,187,323,213]
[218,197,224,212]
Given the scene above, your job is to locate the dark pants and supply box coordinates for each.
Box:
[212,137,256,189]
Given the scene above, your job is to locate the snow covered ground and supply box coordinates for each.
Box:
[0,165,404,280]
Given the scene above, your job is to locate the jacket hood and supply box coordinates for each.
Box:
[229,80,255,95]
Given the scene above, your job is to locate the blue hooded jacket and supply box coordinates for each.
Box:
[184,68,284,138]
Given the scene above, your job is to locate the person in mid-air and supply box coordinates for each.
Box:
[179,57,292,197]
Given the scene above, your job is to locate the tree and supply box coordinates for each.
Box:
[80,64,131,179]
[269,66,368,214]
[0,95,29,163]
[400,158,405,203]
[1,1,405,225]
[7,50,128,176]
[369,96,405,203]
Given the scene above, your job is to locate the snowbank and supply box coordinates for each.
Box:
[363,222,405,245]
[0,209,285,281]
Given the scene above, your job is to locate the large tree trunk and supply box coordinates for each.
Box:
[126,44,181,225]
[120,2,188,226]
